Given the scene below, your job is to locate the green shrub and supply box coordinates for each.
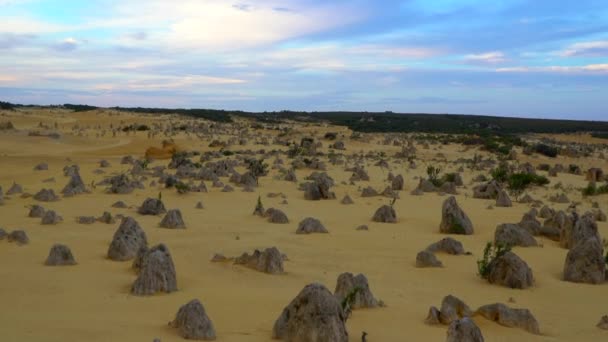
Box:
[427,166,442,187]
[341,286,362,320]
[582,182,608,197]
[491,164,509,183]
[534,143,558,158]
[246,158,269,184]
[507,173,549,191]
[443,172,458,183]
[175,182,190,194]
[477,242,512,279]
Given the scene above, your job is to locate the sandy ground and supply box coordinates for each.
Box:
[0,108,607,342]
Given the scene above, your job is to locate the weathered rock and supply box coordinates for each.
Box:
[303,173,335,200]
[518,194,535,203]
[426,237,466,255]
[494,224,538,247]
[425,306,442,325]
[265,208,289,224]
[99,159,111,168]
[106,174,140,194]
[138,198,166,215]
[272,283,348,342]
[495,190,512,207]
[33,188,59,202]
[283,169,297,182]
[121,155,134,164]
[598,315,608,330]
[440,196,474,235]
[519,211,541,235]
[551,193,570,204]
[539,206,554,219]
[296,217,328,234]
[340,194,354,204]
[160,209,186,229]
[28,205,45,218]
[111,200,128,208]
[561,213,601,250]
[350,166,370,182]
[543,210,573,242]
[61,170,87,196]
[392,175,404,191]
[7,230,29,245]
[586,168,604,182]
[234,247,284,274]
[440,182,458,195]
[131,243,177,295]
[45,244,77,266]
[334,273,378,309]
[473,180,501,199]
[417,179,437,192]
[487,252,534,289]
[593,209,607,222]
[475,303,540,334]
[361,186,379,197]
[563,237,605,284]
[416,250,443,268]
[41,210,62,225]
[77,216,96,224]
[6,182,23,195]
[195,201,204,209]
[170,299,216,340]
[107,217,148,261]
[372,205,397,223]
[97,211,115,224]
[446,318,485,342]
[34,163,49,171]
[440,295,473,324]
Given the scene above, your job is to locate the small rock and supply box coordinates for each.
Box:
[446,318,484,342]
[8,230,29,245]
[416,250,443,268]
[296,217,328,234]
[159,209,186,229]
[45,244,77,266]
[170,299,216,340]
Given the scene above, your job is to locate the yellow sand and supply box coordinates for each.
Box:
[0,109,607,342]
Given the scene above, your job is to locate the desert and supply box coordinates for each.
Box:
[0,106,607,341]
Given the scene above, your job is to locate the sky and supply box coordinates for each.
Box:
[0,0,607,120]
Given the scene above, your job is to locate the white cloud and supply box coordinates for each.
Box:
[560,41,608,57]
[94,0,364,51]
[496,64,608,73]
[464,51,506,64]
[0,74,17,82]
[0,17,69,34]
[53,37,80,51]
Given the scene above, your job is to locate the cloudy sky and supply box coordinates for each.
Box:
[1,0,607,119]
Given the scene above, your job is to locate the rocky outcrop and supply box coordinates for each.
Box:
[333,273,378,309]
[273,283,348,342]
[170,299,216,340]
[440,197,474,235]
[131,243,177,295]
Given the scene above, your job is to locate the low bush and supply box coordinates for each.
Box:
[477,242,512,279]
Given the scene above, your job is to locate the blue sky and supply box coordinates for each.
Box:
[0,0,607,120]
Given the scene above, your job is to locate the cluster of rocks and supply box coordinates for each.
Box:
[416,237,467,268]
[426,295,540,339]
